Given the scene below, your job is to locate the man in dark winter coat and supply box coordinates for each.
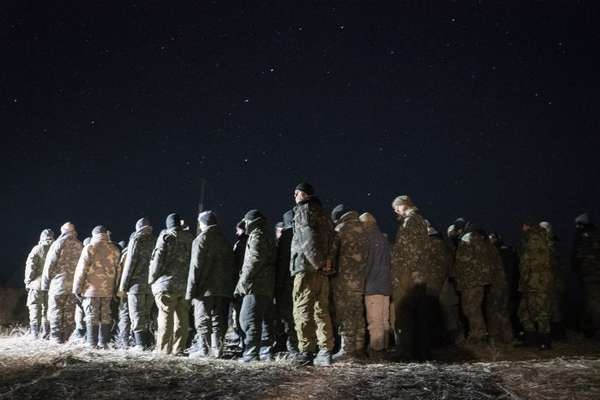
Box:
[186,211,235,358]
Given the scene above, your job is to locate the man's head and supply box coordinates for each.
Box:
[359,212,377,226]
[136,217,151,231]
[40,228,55,242]
[60,222,76,234]
[198,210,218,231]
[575,213,592,230]
[275,221,284,239]
[92,225,107,236]
[539,221,553,237]
[235,220,246,237]
[294,182,314,204]
[166,213,181,230]
[391,195,415,218]
[243,209,264,225]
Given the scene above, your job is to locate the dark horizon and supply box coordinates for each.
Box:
[2,1,599,285]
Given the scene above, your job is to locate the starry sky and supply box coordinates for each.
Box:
[2,1,599,285]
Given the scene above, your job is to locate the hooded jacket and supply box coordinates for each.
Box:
[119,226,156,294]
[73,232,121,298]
[186,224,235,299]
[235,217,276,297]
[24,230,54,290]
[148,227,194,296]
[42,231,83,295]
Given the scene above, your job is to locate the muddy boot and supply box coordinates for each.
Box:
[313,349,332,367]
[98,324,111,349]
[259,345,274,361]
[291,352,313,366]
[86,323,99,348]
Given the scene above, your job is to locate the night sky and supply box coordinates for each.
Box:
[2,1,599,285]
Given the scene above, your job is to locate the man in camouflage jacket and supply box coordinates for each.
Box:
[330,205,369,361]
[73,225,121,348]
[119,217,156,350]
[454,226,491,342]
[517,221,554,348]
[186,211,235,358]
[485,233,513,343]
[149,213,194,355]
[24,228,55,338]
[234,209,276,362]
[290,183,336,366]
[42,222,83,343]
[390,195,430,354]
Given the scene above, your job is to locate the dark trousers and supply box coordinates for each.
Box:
[239,294,272,358]
[193,296,230,342]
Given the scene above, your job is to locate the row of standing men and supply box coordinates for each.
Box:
[24,182,600,365]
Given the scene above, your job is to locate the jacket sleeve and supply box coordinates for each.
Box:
[72,246,91,295]
[119,239,138,293]
[237,232,266,291]
[41,242,60,291]
[186,235,209,300]
[148,233,169,285]
[24,245,40,288]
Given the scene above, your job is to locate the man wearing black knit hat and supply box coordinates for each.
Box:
[186,211,235,358]
[234,209,276,362]
[290,182,336,366]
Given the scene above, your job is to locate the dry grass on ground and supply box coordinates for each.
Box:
[1,331,600,400]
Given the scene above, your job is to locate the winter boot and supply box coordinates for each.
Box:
[132,332,145,351]
[240,346,260,363]
[98,324,112,349]
[29,323,40,339]
[313,349,332,367]
[259,345,274,361]
[86,323,99,348]
[332,337,355,362]
[291,352,313,366]
[211,332,224,358]
[189,335,210,359]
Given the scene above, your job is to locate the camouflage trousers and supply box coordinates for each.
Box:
[518,291,551,334]
[83,297,114,325]
[154,292,189,355]
[47,293,76,342]
[292,271,335,353]
[75,302,86,331]
[461,287,487,340]
[26,289,48,327]
[365,294,390,351]
[439,279,461,332]
[118,298,130,341]
[486,287,513,343]
[333,290,365,352]
[128,292,154,333]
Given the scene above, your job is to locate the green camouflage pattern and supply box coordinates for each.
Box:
[73,233,121,298]
[186,224,235,300]
[454,231,491,291]
[290,197,335,276]
[422,234,452,295]
[42,232,83,296]
[518,226,553,293]
[24,231,54,291]
[235,217,276,297]
[120,227,156,295]
[148,228,194,297]
[391,208,429,295]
